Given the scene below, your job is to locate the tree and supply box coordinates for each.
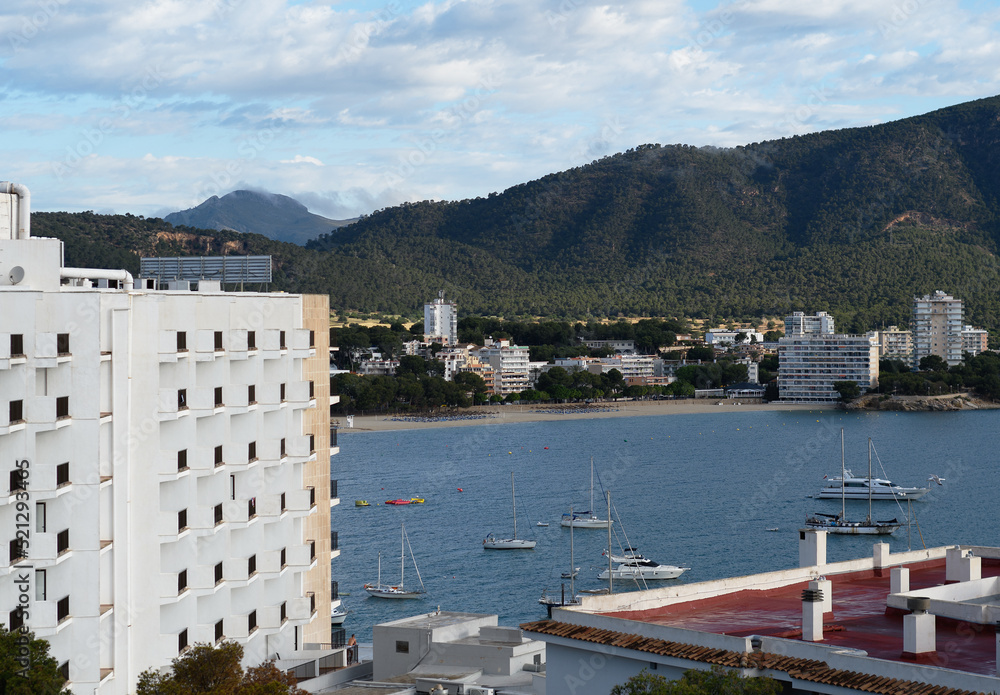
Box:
[763,330,784,342]
[686,346,714,362]
[919,355,947,372]
[610,666,781,694]
[136,642,307,695]
[0,624,67,695]
[833,380,862,401]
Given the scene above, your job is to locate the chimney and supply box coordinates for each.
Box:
[961,553,981,583]
[902,597,935,658]
[873,542,890,569]
[810,578,832,615]
[890,567,910,594]
[799,529,826,568]
[801,588,824,641]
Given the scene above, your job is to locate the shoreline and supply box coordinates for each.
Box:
[336,400,834,433]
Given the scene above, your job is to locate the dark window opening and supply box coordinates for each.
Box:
[280,438,286,457]
[280,602,287,623]
[176,332,187,351]
[214,331,223,351]
[247,498,256,518]
[214,503,223,525]
[8,399,24,424]
[215,562,223,584]
[248,609,257,633]
[56,529,69,554]
[9,608,24,631]
[56,462,69,487]
[309,330,315,348]
[9,469,26,492]
[215,620,224,642]
[55,396,69,419]
[56,333,70,355]
[279,331,286,349]
[177,389,187,410]
[396,641,409,654]
[177,508,188,533]
[214,445,223,467]
[248,441,257,462]
[309,381,315,399]
[309,540,316,561]
[248,384,256,404]
[248,554,256,576]
[9,538,26,562]
[280,492,286,512]
[280,383,286,401]
[10,334,24,357]
[177,569,188,593]
[214,387,223,407]
[309,434,315,453]
[280,547,287,567]
[57,596,70,622]
[177,450,188,472]
[178,628,188,653]
[247,331,256,350]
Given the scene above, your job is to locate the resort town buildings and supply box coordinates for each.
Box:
[912,291,964,367]
[423,290,458,346]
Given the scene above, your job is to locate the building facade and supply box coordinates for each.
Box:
[912,291,964,367]
[784,311,835,336]
[423,291,457,346]
[778,333,879,402]
[0,185,338,694]
[876,326,913,361]
[961,325,988,357]
[477,341,530,396]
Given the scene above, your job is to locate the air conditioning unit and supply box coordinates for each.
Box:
[465,688,495,695]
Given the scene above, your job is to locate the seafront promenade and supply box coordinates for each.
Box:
[340,400,830,433]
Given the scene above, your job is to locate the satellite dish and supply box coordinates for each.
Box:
[8,266,24,285]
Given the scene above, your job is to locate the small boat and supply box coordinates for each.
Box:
[331,604,349,625]
[536,522,549,527]
[385,499,411,505]
[805,431,902,536]
[484,472,536,550]
[817,438,929,501]
[561,567,580,579]
[355,500,370,507]
[598,553,688,580]
[579,587,611,595]
[410,497,425,504]
[560,457,612,529]
[765,527,779,532]
[364,523,426,599]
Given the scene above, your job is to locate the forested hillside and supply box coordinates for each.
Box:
[31,95,1000,335]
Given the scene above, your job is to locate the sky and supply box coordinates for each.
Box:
[2,0,1000,221]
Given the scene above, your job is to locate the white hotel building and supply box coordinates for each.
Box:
[778,312,878,402]
[0,184,340,693]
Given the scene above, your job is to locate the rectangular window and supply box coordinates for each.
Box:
[9,609,24,632]
[9,538,25,562]
[280,438,286,457]
[280,547,286,567]
[35,570,46,601]
[59,662,68,680]
[248,554,256,576]
[280,601,287,622]
[247,498,256,518]
[177,509,188,533]
[178,628,188,653]
[309,487,316,508]
[309,330,315,348]
[177,450,188,472]
[56,462,69,487]
[35,502,46,533]
[214,387,223,407]
[176,331,187,351]
[308,434,315,453]
[9,469,25,492]
[248,384,256,404]
[215,562,223,584]
[215,445,224,467]
[309,592,315,614]
[55,396,69,419]
[57,596,70,622]
[396,641,409,654]
[247,331,256,350]
[280,492,286,512]
[248,441,257,462]
[214,331,223,351]
[248,610,257,633]
[214,503,223,525]
[309,540,316,561]
[279,331,286,349]
[177,389,187,410]
[8,399,24,424]
[230,474,235,500]
[215,620,224,642]
[10,334,24,357]
[57,529,69,554]
[177,569,188,593]
[280,383,286,401]
[56,333,70,355]
[309,381,315,399]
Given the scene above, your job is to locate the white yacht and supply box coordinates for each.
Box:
[598,552,688,581]
[818,471,929,500]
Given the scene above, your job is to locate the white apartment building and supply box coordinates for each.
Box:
[912,291,964,367]
[784,311,835,336]
[0,184,339,694]
[581,339,636,353]
[477,340,530,396]
[778,333,879,402]
[876,326,913,361]
[704,329,764,345]
[961,325,988,357]
[357,359,400,376]
[423,291,457,346]
[597,355,655,381]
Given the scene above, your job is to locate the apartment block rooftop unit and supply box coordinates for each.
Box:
[523,534,1000,695]
[785,311,835,336]
[0,183,340,694]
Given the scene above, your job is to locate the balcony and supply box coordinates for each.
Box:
[284,489,313,516]
[286,544,314,568]
[223,500,251,526]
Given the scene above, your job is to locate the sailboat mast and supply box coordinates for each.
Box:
[607,490,613,595]
[867,438,873,523]
[569,505,575,598]
[377,551,381,587]
[590,456,594,512]
[841,428,846,519]
[511,471,517,540]
[401,523,405,589]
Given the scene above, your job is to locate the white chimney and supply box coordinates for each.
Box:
[802,587,824,641]
[903,597,935,657]
[960,553,981,583]
[890,567,909,594]
[945,546,964,582]
[810,578,832,615]
[799,529,826,568]
[873,542,890,568]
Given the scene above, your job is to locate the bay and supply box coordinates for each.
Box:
[330,408,1000,642]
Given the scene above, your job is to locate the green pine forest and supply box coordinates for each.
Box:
[31,95,1000,338]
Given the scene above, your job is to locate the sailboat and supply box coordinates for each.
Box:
[484,472,536,549]
[540,505,583,612]
[560,457,613,528]
[805,431,900,535]
[364,523,427,598]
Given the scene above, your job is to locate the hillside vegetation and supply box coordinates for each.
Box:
[32,95,1000,335]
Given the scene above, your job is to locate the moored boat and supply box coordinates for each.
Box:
[364,523,426,599]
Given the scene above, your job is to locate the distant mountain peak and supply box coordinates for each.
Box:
[164,189,356,246]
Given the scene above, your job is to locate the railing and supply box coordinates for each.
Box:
[331,531,339,552]
[330,427,338,447]
[330,580,339,601]
[330,479,338,499]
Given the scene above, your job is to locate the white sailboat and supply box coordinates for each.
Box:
[560,457,613,529]
[805,431,900,535]
[540,505,583,610]
[484,472,536,549]
[364,523,427,598]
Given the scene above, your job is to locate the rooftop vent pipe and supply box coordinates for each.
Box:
[1,181,31,239]
[60,267,134,291]
[903,596,935,658]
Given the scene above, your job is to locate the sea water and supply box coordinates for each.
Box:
[330,408,1000,641]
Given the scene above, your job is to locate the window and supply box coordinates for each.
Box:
[280,492,286,512]
[214,331,223,351]
[55,396,69,419]
[247,331,256,350]
[56,462,69,487]
[248,441,257,462]
[279,331,286,349]
[248,610,257,633]
[59,662,68,680]
[395,641,409,654]
[8,399,23,424]
[279,383,286,401]
[247,384,255,404]
[176,331,187,351]
[309,540,316,561]
[178,628,188,653]
[309,330,315,348]
[247,498,256,518]
[248,554,256,576]
[177,509,188,532]
[280,547,286,568]
[177,569,188,593]
[214,445,223,467]
[214,387,223,407]
[35,569,46,601]
[56,333,70,355]
[230,474,235,500]
[9,538,25,562]
[35,502,46,533]
[309,434,315,453]
[309,592,316,614]
[9,469,25,492]
[57,596,70,622]
[214,504,223,525]
[308,487,316,508]
[280,601,287,623]
[215,620,224,642]
[9,609,24,632]
[280,438,286,457]
[214,562,223,585]
[177,450,188,472]
[10,334,24,357]
[177,389,187,410]
[309,381,315,399]
[56,529,69,554]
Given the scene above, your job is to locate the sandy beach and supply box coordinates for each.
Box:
[336,400,833,433]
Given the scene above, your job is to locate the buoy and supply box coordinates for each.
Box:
[457,488,463,492]
[544,447,549,449]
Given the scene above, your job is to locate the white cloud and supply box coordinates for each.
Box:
[281,155,325,165]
